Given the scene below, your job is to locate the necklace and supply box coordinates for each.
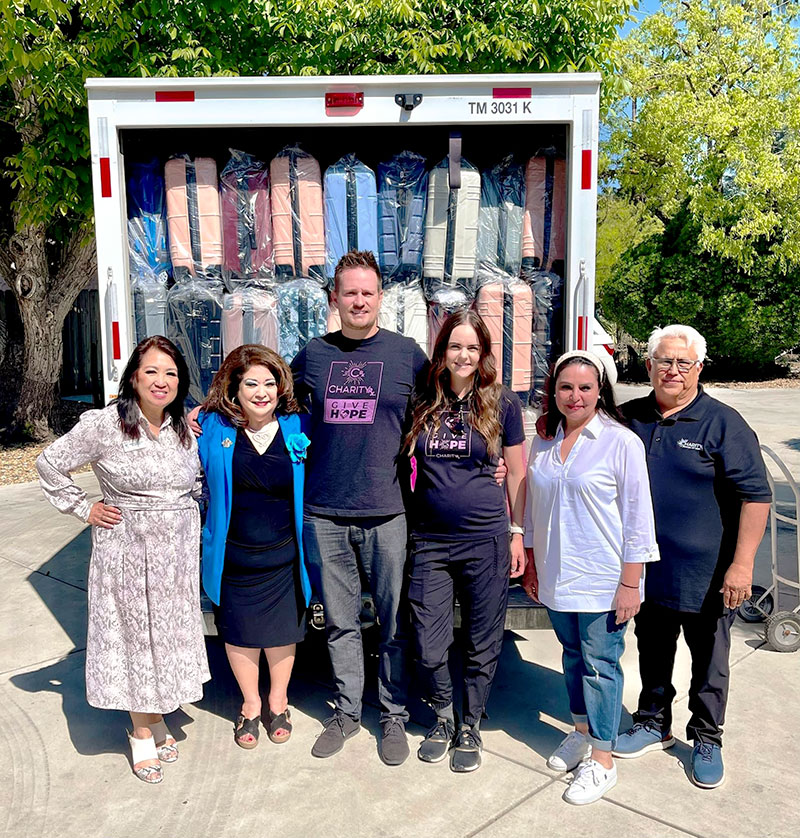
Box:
[245,421,279,455]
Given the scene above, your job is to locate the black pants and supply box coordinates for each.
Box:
[408,535,510,728]
[633,600,736,746]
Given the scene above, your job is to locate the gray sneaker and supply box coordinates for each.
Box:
[379,717,410,766]
[450,724,482,773]
[418,717,456,763]
[311,713,360,758]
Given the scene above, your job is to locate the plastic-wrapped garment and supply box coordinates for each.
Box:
[423,156,481,301]
[276,279,329,362]
[474,282,504,381]
[522,155,567,277]
[378,282,428,354]
[127,158,170,284]
[132,279,168,343]
[221,287,279,357]
[220,150,273,284]
[327,306,342,333]
[377,151,428,283]
[165,155,223,281]
[475,280,533,394]
[166,280,224,406]
[324,154,378,284]
[426,288,470,356]
[503,280,533,395]
[476,157,525,283]
[529,270,563,406]
[270,146,325,284]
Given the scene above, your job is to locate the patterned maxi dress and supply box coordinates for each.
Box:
[36,404,210,714]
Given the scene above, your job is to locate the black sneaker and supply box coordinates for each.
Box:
[450,724,482,773]
[311,713,360,758]
[379,717,410,766]
[418,717,456,763]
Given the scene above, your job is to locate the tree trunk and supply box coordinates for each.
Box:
[9,220,96,441]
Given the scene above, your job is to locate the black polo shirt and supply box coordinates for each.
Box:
[622,386,771,612]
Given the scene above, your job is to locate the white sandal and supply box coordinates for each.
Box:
[150,719,179,763]
[127,731,163,784]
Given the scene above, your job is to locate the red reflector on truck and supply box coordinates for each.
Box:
[100,158,112,197]
[581,149,592,190]
[325,92,363,108]
[577,316,589,350]
[155,91,195,102]
[493,88,531,98]
[111,321,121,360]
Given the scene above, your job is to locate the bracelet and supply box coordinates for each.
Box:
[619,581,639,589]
[509,525,524,535]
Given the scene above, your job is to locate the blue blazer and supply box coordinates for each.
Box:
[196,411,312,607]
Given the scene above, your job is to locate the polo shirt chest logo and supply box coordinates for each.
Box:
[677,438,704,451]
[426,409,473,458]
[324,360,384,424]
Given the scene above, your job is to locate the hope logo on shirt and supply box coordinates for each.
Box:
[324,360,384,424]
[425,409,472,458]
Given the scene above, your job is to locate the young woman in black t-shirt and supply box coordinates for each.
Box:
[404,309,526,773]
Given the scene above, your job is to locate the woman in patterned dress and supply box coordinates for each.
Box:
[37,335,209,785]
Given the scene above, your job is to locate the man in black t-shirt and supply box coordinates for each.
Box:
[613,325,770,791]
[292,251,428,766]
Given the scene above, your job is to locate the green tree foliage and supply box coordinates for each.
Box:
[595,191,661,296]
[601,209,800,367]
[2,0,636,438]
[605,0,800,273]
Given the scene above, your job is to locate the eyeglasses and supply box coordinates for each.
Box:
[651,357,701,373]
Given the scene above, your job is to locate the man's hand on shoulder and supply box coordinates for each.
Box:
[188,405,202,436]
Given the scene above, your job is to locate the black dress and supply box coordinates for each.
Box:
[216,427,306,648]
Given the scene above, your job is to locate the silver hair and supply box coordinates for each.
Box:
[647,324,707,363]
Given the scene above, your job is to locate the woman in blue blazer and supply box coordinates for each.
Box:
[197,345,311,749]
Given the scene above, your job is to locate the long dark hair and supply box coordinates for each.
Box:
[404,309,503,457]
[114,335,192,447]
[202,344,299,427]
[544,355,625,438]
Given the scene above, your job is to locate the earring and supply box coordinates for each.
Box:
[231,396,238,405]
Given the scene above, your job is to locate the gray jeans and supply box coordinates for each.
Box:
[303,512,410,723]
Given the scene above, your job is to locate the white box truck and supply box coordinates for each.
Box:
[86,73,603,629]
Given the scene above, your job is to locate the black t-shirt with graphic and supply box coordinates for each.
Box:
[409,386,525,541]
[291,329,428,517]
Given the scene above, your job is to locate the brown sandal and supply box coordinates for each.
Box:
[234,714,261,749]
[268,708,292,743]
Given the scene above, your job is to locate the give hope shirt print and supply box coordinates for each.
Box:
[324,360,384,423]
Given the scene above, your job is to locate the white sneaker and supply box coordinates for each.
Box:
[547,730,592,772]
[563,758,618,806]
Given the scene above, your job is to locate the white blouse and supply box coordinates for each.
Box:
[523,412,659,612]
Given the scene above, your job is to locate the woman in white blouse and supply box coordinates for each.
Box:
[522,350,659,806]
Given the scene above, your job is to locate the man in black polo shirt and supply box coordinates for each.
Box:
[291,250,429,766]
[614,324,770,790]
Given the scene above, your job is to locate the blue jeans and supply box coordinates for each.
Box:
[303,512,409,723]
[546,608,628,751]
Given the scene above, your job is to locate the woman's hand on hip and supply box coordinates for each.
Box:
[521,548,539,602]
[88,502,122,529]
[614,583,641,625]
[509,533,525,578]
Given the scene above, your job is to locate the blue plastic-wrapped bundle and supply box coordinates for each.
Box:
[166,279,224,406]
[276,279,329,362]
[324,154,378,286]
[377,151,428,284]
[476,156,526,283]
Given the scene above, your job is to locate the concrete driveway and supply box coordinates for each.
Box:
[1,385,798,838]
